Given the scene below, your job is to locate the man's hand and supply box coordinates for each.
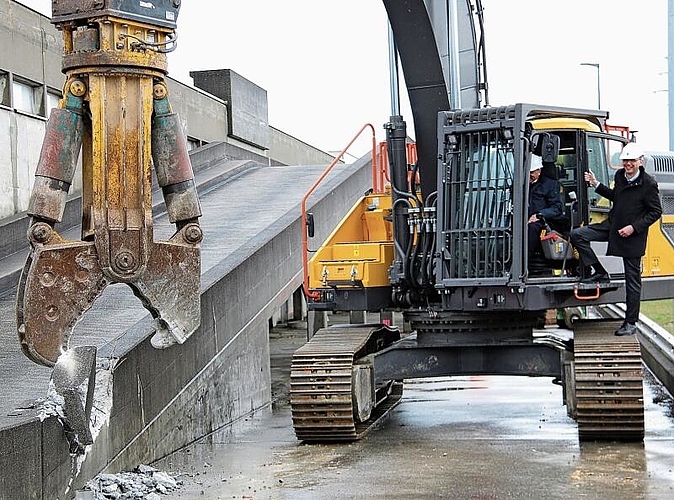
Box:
[584,170,598,187]
[528,214,539,224]
[618,225,635,237]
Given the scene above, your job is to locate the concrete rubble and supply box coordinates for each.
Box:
[37,357,115,452]
[77,465,181,499]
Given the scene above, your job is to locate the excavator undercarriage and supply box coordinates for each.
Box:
[291,312,646,442]
[291,324,402,441]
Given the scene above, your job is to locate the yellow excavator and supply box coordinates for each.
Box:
[291,0,674,442]
[17,0,674,449]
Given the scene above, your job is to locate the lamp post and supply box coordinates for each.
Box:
[580,62,601,109]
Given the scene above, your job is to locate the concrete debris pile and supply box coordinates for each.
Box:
[80,465,181,499]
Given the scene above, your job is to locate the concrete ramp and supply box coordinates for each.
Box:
[0,148,369,498]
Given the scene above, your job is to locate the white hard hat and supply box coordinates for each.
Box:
[530,154,543,172]
[619,143,644,160]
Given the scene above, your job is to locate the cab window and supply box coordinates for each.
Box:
[586,135,626,207]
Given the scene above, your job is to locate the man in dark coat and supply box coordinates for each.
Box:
[570,143,662,336]
[528,154,563,257]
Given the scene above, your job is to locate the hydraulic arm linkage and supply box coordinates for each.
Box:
[16,0,202,367]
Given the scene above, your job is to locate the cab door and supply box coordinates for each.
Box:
[582,133,627,226]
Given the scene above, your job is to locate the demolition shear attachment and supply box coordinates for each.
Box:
[17,74,202,367]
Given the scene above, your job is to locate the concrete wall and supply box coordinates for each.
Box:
[16,156,370,499]
[270,126,338,166]
[191,69,270,150]
[0,0,62,90]
[0,107,81,217]
[165,77,228,145]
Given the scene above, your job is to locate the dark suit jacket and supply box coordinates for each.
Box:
[528,175,563,220]
[595,166,662,258]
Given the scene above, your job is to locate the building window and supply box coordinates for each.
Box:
[46,90,62,116]
[12,78,43,115]
[187,137,201,151]
[0,71,9,107]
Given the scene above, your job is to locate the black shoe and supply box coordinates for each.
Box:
[615,323,637,336]
[580,272,610,284]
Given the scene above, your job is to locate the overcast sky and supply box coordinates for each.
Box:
[17,1,671,155]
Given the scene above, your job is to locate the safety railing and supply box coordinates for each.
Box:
[377,141,418,191]
[301,123,378,300]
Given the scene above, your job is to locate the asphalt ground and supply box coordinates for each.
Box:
[157,320,674,500]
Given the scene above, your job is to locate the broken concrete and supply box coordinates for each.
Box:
[51,346,98,453]
[79,464,179,499]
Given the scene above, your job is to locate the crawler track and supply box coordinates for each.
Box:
[573,320,644,441]
[290,324,401,442]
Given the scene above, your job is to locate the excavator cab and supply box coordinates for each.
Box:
[305,104,634,314]
[435,103,630,312]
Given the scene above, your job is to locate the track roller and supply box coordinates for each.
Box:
[290,324,401,442]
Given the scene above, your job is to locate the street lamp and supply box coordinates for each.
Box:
[580,62,601,109]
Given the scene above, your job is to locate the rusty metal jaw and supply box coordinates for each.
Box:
[16,227,109,367]
[132,231,202,349]
[16,224,201,366]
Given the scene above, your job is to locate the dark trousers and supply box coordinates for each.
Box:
[528,219,545,256]
[570,222,642,323]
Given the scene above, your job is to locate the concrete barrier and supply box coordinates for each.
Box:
[0,154,370,498]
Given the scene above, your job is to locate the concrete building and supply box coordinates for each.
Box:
[0,0,336,220]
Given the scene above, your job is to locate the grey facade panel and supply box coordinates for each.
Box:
[191,69,270,150]
[165,78,228,145]
[0,0,62,87]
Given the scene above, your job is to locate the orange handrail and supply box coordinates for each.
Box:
[378,141,390,189]
[377,141,418,192]
[301,123,377,300]
[407,143,418,165]
[574,284,601,301]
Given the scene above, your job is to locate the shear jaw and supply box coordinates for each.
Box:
[17,223,202,366]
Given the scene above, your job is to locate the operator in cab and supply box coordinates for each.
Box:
[527,154,563,257]
[570,143,662,336]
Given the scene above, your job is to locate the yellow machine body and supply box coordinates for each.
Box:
[309,193,394,290]
[644,214,674,276]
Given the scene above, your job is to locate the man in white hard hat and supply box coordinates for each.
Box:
[570,142,662,336]
[527,154,563,258]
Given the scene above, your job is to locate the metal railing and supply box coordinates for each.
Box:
[301,124,378,300]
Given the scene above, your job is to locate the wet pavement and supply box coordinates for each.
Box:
[157,322,674,500]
